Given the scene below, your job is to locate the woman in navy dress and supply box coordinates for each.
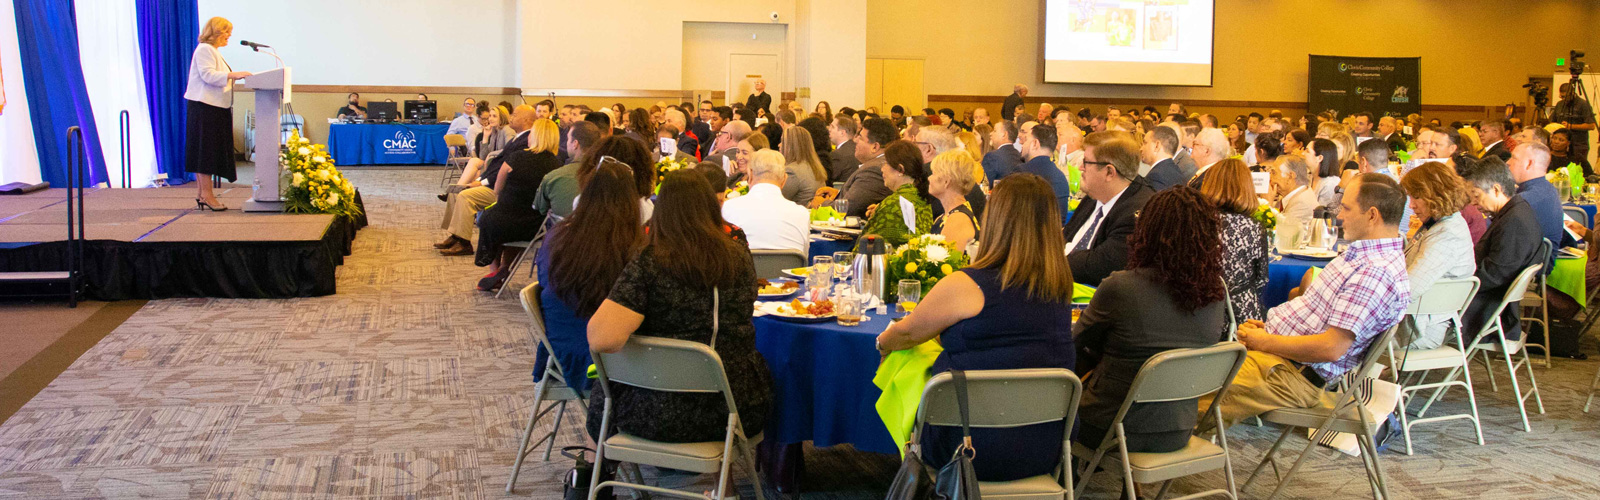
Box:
[876,173,1077,482]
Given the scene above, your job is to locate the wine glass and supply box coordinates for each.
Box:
[897,279,922,313]
[832,198,850,219]
[833,251,853,281]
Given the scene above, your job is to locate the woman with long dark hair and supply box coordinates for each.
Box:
[1073,186,1228,455]
[586,170,769,443]
[623,108,655,147]
[1307,137,1342,212]
[796,116,834,173]
[533,161,642,388]
[859,140,933,247]
[876,173,1076,482]
[577,136,655,221]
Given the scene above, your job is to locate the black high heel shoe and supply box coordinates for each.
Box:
[196,198,228,211]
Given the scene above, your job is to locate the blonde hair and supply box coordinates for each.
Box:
[930,150,978,195]
[528,119,560,154]
[1457,127,1483,156]
[199,17,232,45]
[1316,121,1345,137]
[779,126,827,182]
[745,132,769,151]
[494,106,512,128]
[1329,130,1357,164]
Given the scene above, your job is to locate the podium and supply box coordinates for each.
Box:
[239,67,292,212]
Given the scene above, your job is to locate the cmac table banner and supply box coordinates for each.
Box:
[1307,55,1421,117]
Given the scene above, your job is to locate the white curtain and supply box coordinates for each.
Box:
[0,0,42,185]
[75,0,159,188]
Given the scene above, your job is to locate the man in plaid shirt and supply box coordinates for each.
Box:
[1201,173,1412,428]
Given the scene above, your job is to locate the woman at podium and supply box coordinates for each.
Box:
[183,17,252,211]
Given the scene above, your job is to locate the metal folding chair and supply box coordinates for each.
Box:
[496,214,555,298]
[1072,342,1248,500]
[1386,277,1483,455]
[506,283,589,493]
[1564,206,1591,230]
[1424,263,1546,432]
[442,134,469,187]
[751,248,808,279]
[911,368,1082,500]
[1243,325,1404,500]
[589,336,766,500]
[1519,239,1553,367]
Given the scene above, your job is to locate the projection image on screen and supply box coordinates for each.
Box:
[1043,0,1215,86]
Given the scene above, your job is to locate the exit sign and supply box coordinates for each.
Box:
[1559,58,1567,66]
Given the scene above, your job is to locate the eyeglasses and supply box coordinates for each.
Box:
[598,155,632,171]
[1083,160,1113,167]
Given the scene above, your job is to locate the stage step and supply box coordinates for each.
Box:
[0,271,71,281]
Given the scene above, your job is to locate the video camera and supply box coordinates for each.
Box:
[1571,50,1588,77]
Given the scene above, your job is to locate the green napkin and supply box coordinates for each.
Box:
[873,341,944,456]
[1073,283,1095,303]
[811,206,840,222]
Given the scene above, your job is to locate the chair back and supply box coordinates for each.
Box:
[1336,322,1405,393]
[444,133,468,147]
[518,283,566,377]
[1496,263,1545,313]
[1124,342,1248,405]
[916,368,1081,429]
[1407,277,1479,316]
[809,186,840,209]
[1565,206,1591,229]
[752,248,807,278]
[593,336,736,409]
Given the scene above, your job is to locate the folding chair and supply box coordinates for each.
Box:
[1564,206,1591,230]
[506,282,589,493]
[1519,239,1553,367]
[589,336,766,500]
[442,134,470,187]
[1586,363,1600,413]
[910,368,1082,500]
[751,248,807,279]
[1243,324,1403,500]
[496,214,555,298]
[1072,342,1248,500]
[1423,263,1546,432]
[1385,277,1484,455]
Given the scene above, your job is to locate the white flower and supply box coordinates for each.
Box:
[326,193,340,205]
[318,169,331,181]
[292,172,305,187]
[313,156,326,164]
[298,137,310,145]
[925,245,950,263]
[926,234,946,242]
[298,147,311,156]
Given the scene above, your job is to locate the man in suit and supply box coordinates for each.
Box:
[1017,122,1075,225]
[662,108,700,160]
[1001,84,1028,121]
[839,118,897,217]
[1141,125,1184,191]
[1478,120,1511,161]
[827,116,861,183]
[700,106,732,159]
[982,120,1024,185]
[482,105,536,189]
[1350,111,1377,144]
[745,79,772,120]
[1378,116,1407,152]
[1063,132,1155,286]
[1185,128,1230,189]
[1460,158,1544,342]
[1171,121,1199,179]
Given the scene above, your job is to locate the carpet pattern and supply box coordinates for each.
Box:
[0,169,1599,499]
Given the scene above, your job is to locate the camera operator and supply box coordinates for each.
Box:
[1552,82,1596,160]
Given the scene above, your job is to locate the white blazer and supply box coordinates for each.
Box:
[184,43,233,108]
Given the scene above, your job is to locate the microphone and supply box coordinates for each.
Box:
[239,40,269,51]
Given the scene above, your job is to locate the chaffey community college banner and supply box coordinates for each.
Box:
[1307,55,1420,117]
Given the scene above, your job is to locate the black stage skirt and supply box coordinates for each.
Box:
[184,100,237,181]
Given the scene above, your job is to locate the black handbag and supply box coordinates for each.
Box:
[885,370,983,500]
[561,446,612,500]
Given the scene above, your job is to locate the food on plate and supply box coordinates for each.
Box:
[779,298,835,317]
[757,279,800,295]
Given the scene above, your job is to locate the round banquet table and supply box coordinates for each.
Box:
[808,235,855,258]
[1264,255,1328,309]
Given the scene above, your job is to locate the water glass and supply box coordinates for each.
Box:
[833,252,854,281]
[832,198,850,218]
[835,291,864,326]
[897,279,922,313]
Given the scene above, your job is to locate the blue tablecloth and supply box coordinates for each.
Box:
[809,236,855,258]
[326,123,449,165]
[1566,203,1596,227]
[753,307,899,454]
[1264,256,1326,308]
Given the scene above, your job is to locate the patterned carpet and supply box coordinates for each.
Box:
[1,168,1599,499]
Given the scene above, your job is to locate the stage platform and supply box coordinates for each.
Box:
[0,185,366,300]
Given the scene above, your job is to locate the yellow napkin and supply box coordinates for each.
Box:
[873,341,944,457]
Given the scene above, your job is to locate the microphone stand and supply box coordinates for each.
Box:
[250,45,284,68]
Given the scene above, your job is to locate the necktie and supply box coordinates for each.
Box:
[1074,207,1105,252]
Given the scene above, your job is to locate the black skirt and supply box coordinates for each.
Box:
[184,100,236,181]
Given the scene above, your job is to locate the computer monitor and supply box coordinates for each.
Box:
[404,100,437,122]
[368,101,398,122]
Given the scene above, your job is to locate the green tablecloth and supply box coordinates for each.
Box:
[1551,251,1586,304]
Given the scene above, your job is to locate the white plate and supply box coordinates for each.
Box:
[757,279,801,299]
[755,301,837,323]
[1284,249,1338,260]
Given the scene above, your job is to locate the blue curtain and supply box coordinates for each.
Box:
[13,0,108,188]
[135,0,198,185]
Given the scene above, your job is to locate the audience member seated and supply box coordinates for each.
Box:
[445,97,477,147]
[434,105,528,256]
[653,124,694,163]
[473,118,562,291]
[858,141,933,247]
[576,136,657,224]
[1064,132,1155,286]
[696,161,730,204]
[721,150,809,255]
[916,127,987,217]
[1075,187,1229,452]
[797,116,834,174]
[1307,138,1342,213]
[1479,120,1511,161]
[981,120,1023,185]
[1141,125,1184,191]
[828,117,862,183]
[1199,159,1270,323]
[535,160,643,390]
[336,92,366,119]
[729,133,766,186]
[713,120,753,168]
[1397,161,1477,349]
[928,151,981,251]
[1551,128,1594,178]
[779,126,827,205]
[758,122,784,150]
[1017,123,1074,222]
[1201,173,1411,428]
[586,170,771,444]
[1459,158,1544,343]
[533,121,600,220]
[450,105,512,188]
[1507,142,1574,251]
[875,174,1075,482]
[622,108,655,147]
[840,118,897,218]
[1184,128,1230,188]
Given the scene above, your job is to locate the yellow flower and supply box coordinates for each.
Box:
[940,264,953,275]
[905,262,918,274]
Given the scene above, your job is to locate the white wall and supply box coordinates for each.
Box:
[0,0,42,185]
[799,0,865,109]
[681,22,788,95]
[197,0,518,86]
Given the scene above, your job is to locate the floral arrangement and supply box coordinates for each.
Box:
[655,155,694,179]
[1251,204,1280,231]
[725,180,750,198]
[887,234,970,297]
[282,131,362,217]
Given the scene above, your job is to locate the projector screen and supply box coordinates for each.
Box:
[1042,0,1215,86]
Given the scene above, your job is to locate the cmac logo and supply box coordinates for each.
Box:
[383,130,417,151]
